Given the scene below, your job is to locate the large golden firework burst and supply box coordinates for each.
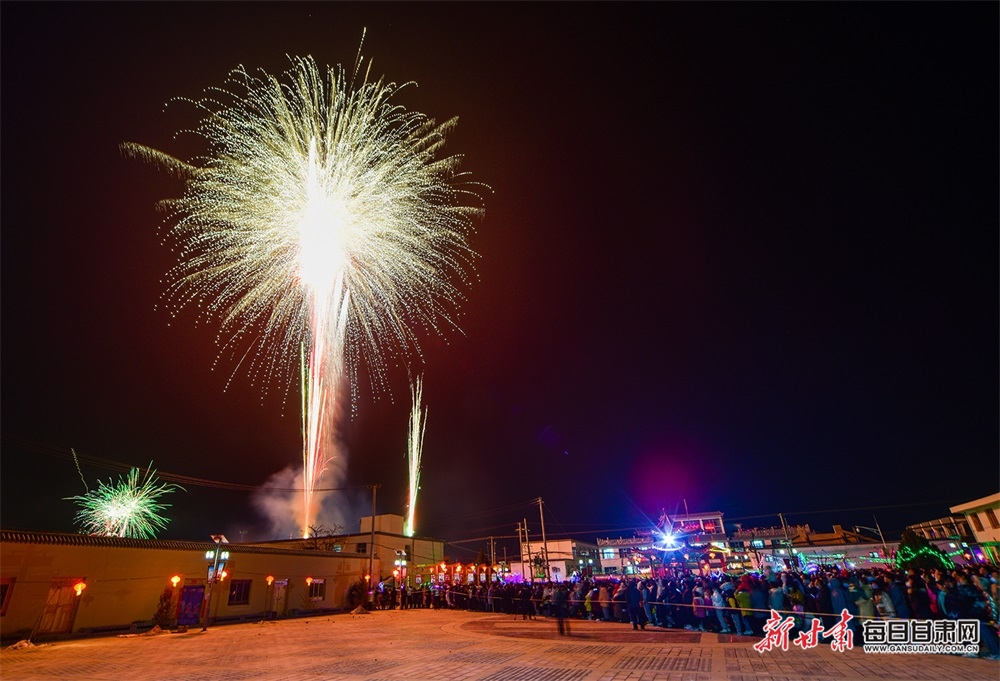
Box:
[125,51,482,531]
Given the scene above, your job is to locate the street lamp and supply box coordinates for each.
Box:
[201,534,229,631]
[394,558,408,587]
[264,575,275,620]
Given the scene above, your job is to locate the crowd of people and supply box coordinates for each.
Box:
[373,563,1000,659]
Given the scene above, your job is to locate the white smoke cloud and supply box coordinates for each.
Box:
[248,453,369,541]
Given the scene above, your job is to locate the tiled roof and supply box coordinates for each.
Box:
[0,530,366,556]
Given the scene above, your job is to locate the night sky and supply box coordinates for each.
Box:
[2,3,997,561]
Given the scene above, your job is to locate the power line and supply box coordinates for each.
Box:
[447,499,962,545]
[6,434,963,538]
[447,533,518,544]
[2,433,368,493]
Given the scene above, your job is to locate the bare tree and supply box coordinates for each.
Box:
[305,523,345,552]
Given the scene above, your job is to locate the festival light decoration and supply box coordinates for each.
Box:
[124,49,482,533]
[894,544,955,570]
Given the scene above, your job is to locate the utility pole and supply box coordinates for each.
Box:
[537,498,550,581]
[489,536,496,582]
[368,484,379,605]
[516,521,521,574]
[520,519,533,583]
[779,512,791,548]
[854,519,889,555]
[873,515,888,553]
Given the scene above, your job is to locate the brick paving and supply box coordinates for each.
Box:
[1,609,997,680]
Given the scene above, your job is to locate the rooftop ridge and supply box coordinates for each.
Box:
[0,530,367,556]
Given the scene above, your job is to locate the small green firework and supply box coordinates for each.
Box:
[65,465,184,539]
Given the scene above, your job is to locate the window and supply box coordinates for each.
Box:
[228,579,251,606]
[986,508,999,529]
[0,577,14,616]
[356,543,367,554]
[752,540,764,549]
[308,578,326,601]
[970,514,985,533]
[601,548,616,560]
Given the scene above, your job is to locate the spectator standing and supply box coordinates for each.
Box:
[691,587,706,631]
[710,586,729,633]
[553,584,570,636]
[598,583,612,622]
[642,580,658,627]
[768,579,786,615]
[888,573,911,619]
[626,579,644,630]
[734,581,753,635]
[749,576,769,636]
[907,576,933,619]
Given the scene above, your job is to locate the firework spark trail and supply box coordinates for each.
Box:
[124,51,481,534]
[404,375,427,538]
[65,466,184,539]
[301,271,350,532]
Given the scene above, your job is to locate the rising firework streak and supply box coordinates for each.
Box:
[405,375,427,538]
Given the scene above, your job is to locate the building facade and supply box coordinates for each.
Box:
[950,493,1000,564]
[0,530,374,643]
[252,514,446,589]
[514,538,603,582]
[906,515,974,543]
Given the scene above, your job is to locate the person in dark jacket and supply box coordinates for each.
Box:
[906,576,933,620]
[679,580,694,630]
[813,576,835,628]
[888,573,912,619]
[641,580,658,627]
[553,584,570,636]
[749,577,769,637]
[626,579,644,630]
[829,575,853,616]
[948,572,1000,658]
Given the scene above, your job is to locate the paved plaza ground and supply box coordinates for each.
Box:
[2,608,997,680]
